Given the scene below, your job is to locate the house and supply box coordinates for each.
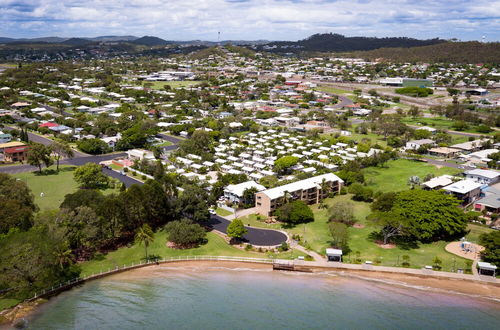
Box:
[3,145,29,162]
[442,179,482,205]
[465,169,500,185]
[223,181,266,205]
[422,175,454,190]
[405,139,435,150]
[126,149,155,161]
[0,132,12,144]
[428,147,461,158]
[255,173,344,216]
[450,139,489,153]
[474,194,500,213]
[101,134,121,149]
[460,149,498,164]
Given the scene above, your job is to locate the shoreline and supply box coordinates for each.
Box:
[2,260,499,326]
[110,261,500,302]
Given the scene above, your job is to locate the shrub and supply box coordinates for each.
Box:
[275,200,314,224]
[402,255,411,267]
[349,183,373,202]
[278,242,289,252]
[165,219,206,247]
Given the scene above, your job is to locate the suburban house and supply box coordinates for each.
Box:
[126,149,155,161]
[459,149,498,164]
[428,147,461,158]
[255,173,344,216]
[3,145,29,162]
[223,180,266,204]
[450,139,489,153]
[405,139,435,150]
[0,132,12,144]
[422,175,454,190]
[474,193,500,213]
[464,169,500,185]
[442,179,482,205]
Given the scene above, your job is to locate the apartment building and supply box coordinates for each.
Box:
[255,173,344,216]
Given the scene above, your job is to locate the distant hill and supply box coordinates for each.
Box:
[261,33,445,52]
[88,35,138,42]
[62,38,94,46]
[131,36,170,46]
[353,41,500,64]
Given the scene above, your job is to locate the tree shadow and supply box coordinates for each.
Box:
[34,166,76,176]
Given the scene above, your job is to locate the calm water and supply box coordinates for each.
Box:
[25,266,500,330]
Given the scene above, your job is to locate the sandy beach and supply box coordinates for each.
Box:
[109,261,500,302]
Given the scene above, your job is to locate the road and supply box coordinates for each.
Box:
[421,158,474,170]
[209,214,287,246]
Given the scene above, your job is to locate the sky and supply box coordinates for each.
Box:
[0,0,499,41]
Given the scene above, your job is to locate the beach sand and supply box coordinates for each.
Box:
[109,261,500,301]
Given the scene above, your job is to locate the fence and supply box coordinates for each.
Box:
[27,256,274,302]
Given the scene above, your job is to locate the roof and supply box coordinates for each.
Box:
[451,139,489,151]
[258,173,343,200]
[4,146,28,153]
[477,262,497,270]
[465,169,500,179]
[0,141,26,149]
[39,122,59,128]
[422,175,454,189]
[326,248,343,256]
[475,194,500,209]
[407,139,434,145]
[442,179,482,194]
[224,181,266,197]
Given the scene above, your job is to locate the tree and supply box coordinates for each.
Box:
[328,200,356,226]
[0,173,38,234]
[371,192,397,212]
[275,200,314,224]
[479,231,500,267]
[274,156,299,174]
[165,219,206,247]
[77,138,110,155]
[51,141,74,171]
[391,190,467,241]
[27,142,53,172]
[227,218,247,241]
[242,187,258,208]
[329,222,349,251]
[74,162,109,189]
[367,211,407,245]
[348,183,373,202]
[135,224,155,261]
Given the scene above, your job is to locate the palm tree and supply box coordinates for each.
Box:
[135,224,155,261]
[320,178,331,198]
[53,245,73,270]
[282,190,292,204]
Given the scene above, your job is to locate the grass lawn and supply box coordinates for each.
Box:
[403,116,494,135]
[347,131,388,147]
[215,207,233,217]
[80,231,301,277]
[14,166,119,211]
[464,224,493,244]
[154,140,173,147]
[149,81,200,90]
[363,159,462,192]
[315,86,353,96]
[0,298,20,311]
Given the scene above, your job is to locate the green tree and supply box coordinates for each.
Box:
[348,183,373,202]
[275,200,314,224]
[328,200,356,226]
[227,218,247,241]
[74,162,109,189]
[165,219,206,247]
[77,138,110,155]
[367,211,407,245]
[329,222,349,251]
[274,156,299,174]
[135,224,155,261]
[27,142,53,172]
[0,173,38,234]
[51,141,74,171]
[479,231,500,267]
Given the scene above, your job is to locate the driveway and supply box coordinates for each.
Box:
[209,215,287,246]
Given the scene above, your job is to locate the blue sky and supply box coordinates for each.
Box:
[0,0,498,41]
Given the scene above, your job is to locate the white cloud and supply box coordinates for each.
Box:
[0,0,498,40]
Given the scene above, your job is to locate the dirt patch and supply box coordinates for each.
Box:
[353,223,365,229]
[445,241,483,260]
[375,241,396,249]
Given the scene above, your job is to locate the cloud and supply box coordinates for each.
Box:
[0,0,498,40]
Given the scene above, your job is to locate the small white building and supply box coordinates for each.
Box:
[465,169,500,185]
[223,180,266,204]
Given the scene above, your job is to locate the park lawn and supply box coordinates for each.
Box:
[315,86,353,96]
[403,116,494,135]
[464,224,493,244]
[154,140,173,147]
[347,131,388,147]
[80,231,303,277]
[0,298,20,311]
[363,159,462,193]
[150,81,200,89]
[14,166,119,211]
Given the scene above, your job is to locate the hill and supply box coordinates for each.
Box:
[261,33,445,53]
[131,36,170,46]
[352,41,500,64]
[62,38,94,46]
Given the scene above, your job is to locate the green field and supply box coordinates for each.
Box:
[315,86,353,96]
[80,231,302,277]
[215,207,233,217]
[149,81,200,90]
[14,166,119,210]
[363,159,462,192]
[403,116,494,135]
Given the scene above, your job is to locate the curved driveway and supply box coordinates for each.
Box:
[209,214,287,246]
